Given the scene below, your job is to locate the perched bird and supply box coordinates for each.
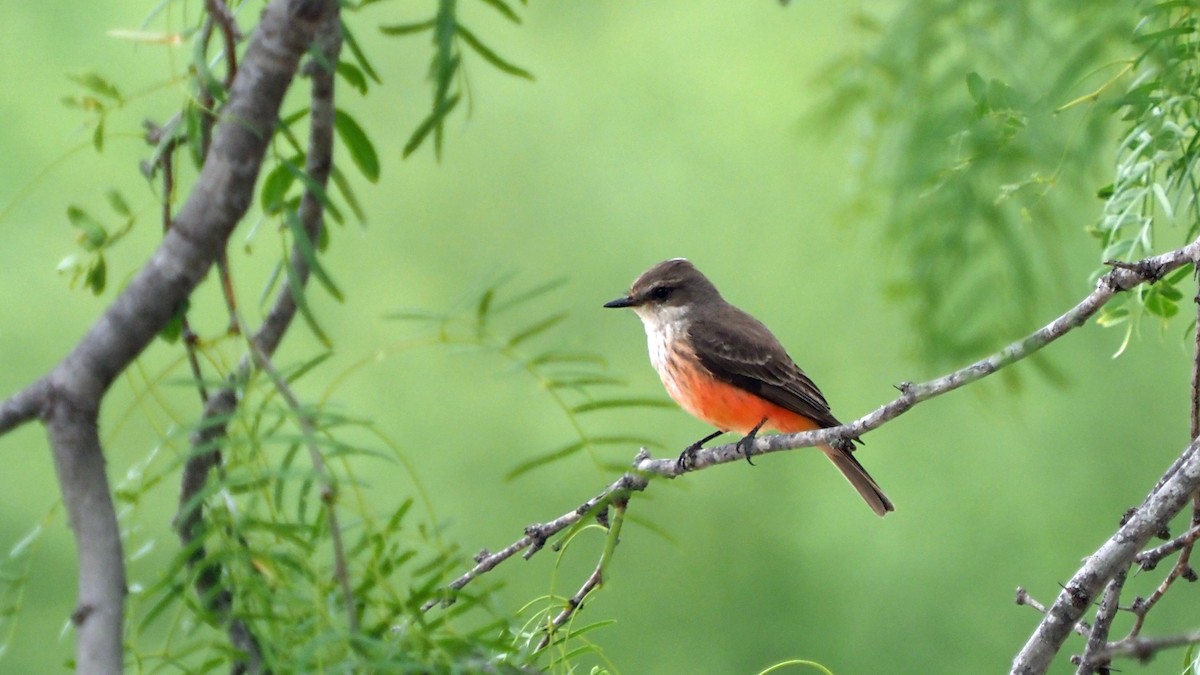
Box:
[604,258,893,516]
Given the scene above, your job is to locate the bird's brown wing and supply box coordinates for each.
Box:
[687,305,843,429]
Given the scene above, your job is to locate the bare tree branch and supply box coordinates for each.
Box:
[1097,628,1200,663]
[1075,568,1126,674]
[0,2,336,672]
[0,379,48,434]
[1012,433,1200,674]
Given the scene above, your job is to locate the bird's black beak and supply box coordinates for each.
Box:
[603,295,636,309]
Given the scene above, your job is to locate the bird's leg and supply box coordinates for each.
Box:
[737,418,768,466]
[676,430,725,471]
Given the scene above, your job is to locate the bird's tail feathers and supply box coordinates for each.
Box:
[820,443,894,517]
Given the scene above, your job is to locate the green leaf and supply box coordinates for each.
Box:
[1101,239,1135,261]
[67,72,123,103]
[1095,306,1129,328]
[282,158,344,224]
[379,19,436,36]
[260,161,297,214]
[329,165,367,226]
[67,206,108,250]
[105,189,132,218]
[283,240,333,348]
[572,398,674,414]
[492,277,568,313]
[506,440,585,480]
[341,20,382,84]
[60,95,103,112]
[92,118,105,152]
[336,61,368,95]
[158,300,189,343]
[403,93,461,158]
[547,375,625,390]
[456,24,534,80]
[478,0,521,23]
[284,208,344,302]
[475,288,495,327]
[1144,285,1179,318]
[507,312,567,346]
[184,100,206,169]
[85,254,107,295]
[1158,283,1184,301]
[334,109,380,182]
[965,71,986,106]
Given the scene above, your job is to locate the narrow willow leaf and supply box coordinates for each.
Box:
[158,300,189,343]
[282,157,344,224]
[67,206,108,250]
[333,109,380,182]
[329,165,367,225]
[68,72,123,103]
[283,240,333,348]
[379,19,436,36]
[572,398,674,413]
[285,207,343,301]
[476,288,495,327]
[477,0,521,23]
[507,312,567,346]
[92,119,105,152]
[1095,306,1129,328]
[341,21,382,84]
[456,24,534,80]
[336,61,368,94]
[85,254,107,295]
[506,440,586,480]
[403,93,461,158]
[105,189,131,218]
[492,277,568,313]
[547,375,624,389]
[260,161,297,213]
[527,351,606,367]
[283,351,333,385]
[183,100,206,169]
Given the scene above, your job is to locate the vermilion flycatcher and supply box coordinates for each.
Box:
[605,258,894,517]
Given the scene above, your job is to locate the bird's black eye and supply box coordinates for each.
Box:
[649,285,672,301]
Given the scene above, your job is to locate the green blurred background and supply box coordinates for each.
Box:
[0,2,1193,673]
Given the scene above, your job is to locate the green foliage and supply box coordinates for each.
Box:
[19,0,567,671]
[824,2,1132,367]
[389,275,668,480]
[106,361,528,672]
[57,190,137,295]
[1090,2,1200,350]
[381,0,532,158]
[61,72,124,152]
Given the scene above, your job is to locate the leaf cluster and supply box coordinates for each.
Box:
[822,1,1132,368]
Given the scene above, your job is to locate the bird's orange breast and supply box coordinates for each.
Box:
[656,344,820,436]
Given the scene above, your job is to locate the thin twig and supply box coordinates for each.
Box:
[1136,524,1200,569]
[1013,433,1200,674]
[1075,568,1126,674]
[535,498,626,651]
[243,328,358,633]
[422,453,652,611]
[1015,587,1091,638]
[149,125,210,405]
[536,563,604,651]
[1097,628,1200,663]
[205,0,242,88]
